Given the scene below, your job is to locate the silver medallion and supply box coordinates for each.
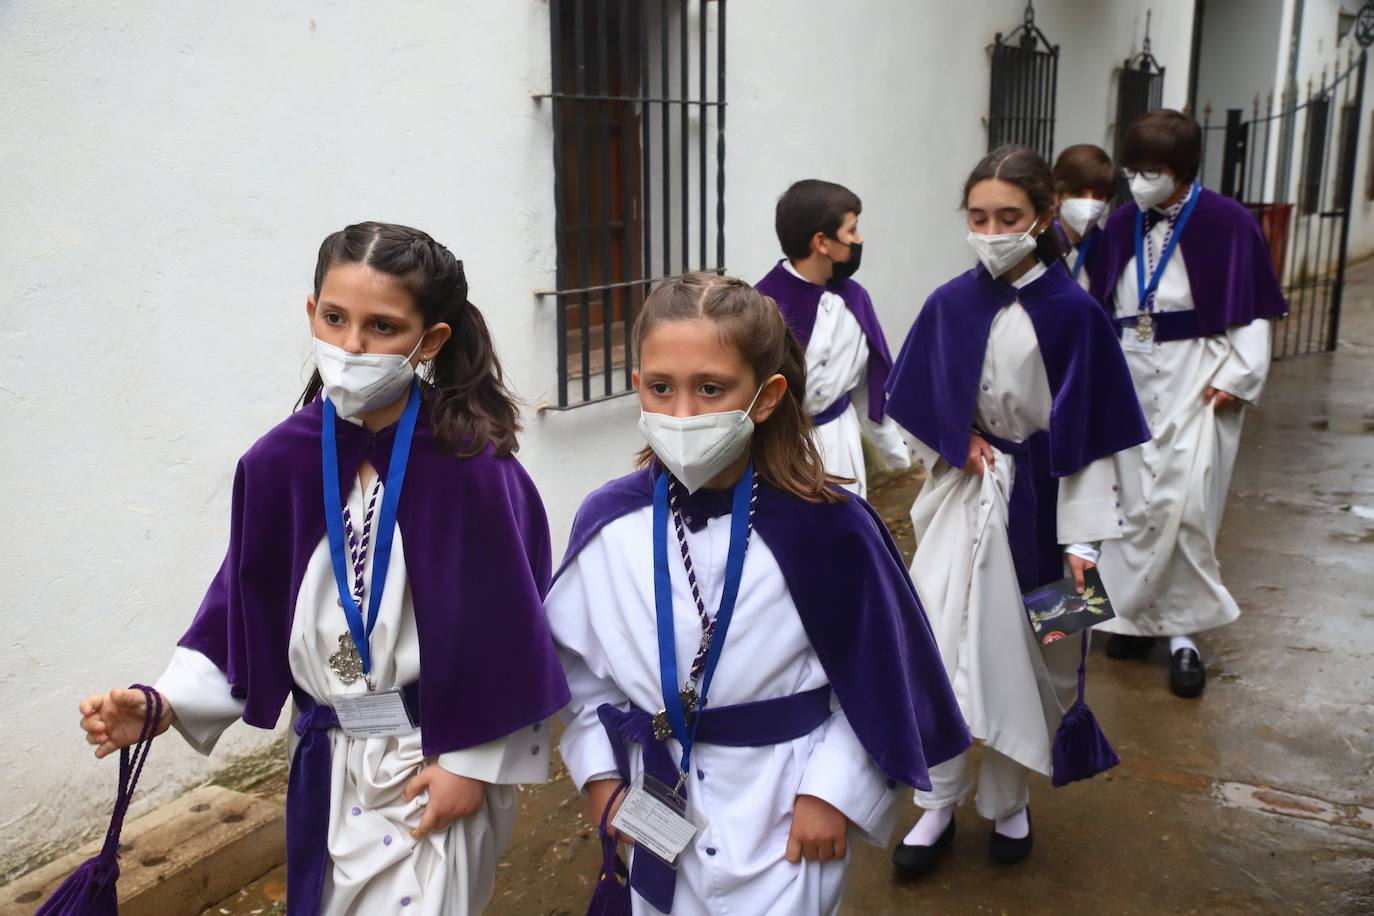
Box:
[328,632,372,689]
[652,686,701,741]
[1135,312,1155,342]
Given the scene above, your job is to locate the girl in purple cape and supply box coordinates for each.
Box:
[547,274,968,914]
[885,147,1150,876]
[78,222,569,915]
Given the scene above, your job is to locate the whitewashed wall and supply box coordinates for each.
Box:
[2,0,1197,877]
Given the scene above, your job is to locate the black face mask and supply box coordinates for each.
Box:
[829,240,863,282]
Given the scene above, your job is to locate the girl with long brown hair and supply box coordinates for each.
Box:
[546,272,968,915]
[78,222,569,915]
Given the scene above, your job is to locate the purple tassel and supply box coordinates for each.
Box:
[585,783,632,916]
[38,685,162,915]
[1051,634,1120,787]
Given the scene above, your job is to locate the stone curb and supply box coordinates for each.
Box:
[0,785,284,916]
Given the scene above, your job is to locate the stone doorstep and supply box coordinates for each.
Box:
[0,785,284,916]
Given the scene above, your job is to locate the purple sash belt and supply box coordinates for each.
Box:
[811,393,852,426]
[1113,309,1202,342]
[980,431,1063,592]
[594,685,832,913]
[286,684,421,916]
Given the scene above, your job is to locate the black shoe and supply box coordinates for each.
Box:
[1105,634,1155,660]
[989,810,1033,865]
[1170,648,1206,698]
[892,818,955,877]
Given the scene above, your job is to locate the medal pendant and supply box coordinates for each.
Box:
[1135,312,1155,341]
[652,686,702,741]
[329,633,367,687]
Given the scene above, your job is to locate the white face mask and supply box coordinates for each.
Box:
[1128,171,1178,211]
[966,226,1039,279]
[1059,197,1107,236]
[313,336,423,418]
[638,386,764,494]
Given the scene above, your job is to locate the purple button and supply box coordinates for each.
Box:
[697,769,705,780]
[1112,484,1120,492]
[705,847,717,856]
[351,806,361,817]
[885,778,897,789]
[532,722,541,733]
[972,537,979,545]
[531,745,540,755]
[383,835,393,846]
[401,897,411,906]
[1114,501,1121,508]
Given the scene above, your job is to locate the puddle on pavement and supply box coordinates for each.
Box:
[1216,781,1374,832]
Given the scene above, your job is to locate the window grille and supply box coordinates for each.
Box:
[1114,15,1166,170]
[987,1,1059,159]
[540,0,726,408]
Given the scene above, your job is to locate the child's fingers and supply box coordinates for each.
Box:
[834,833,848,859]
[79,694,105,717]
[402,768,430,803]
[784,834,802,864]
[410,804,440,839]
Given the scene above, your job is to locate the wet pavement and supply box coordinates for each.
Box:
[205,263,1374,914]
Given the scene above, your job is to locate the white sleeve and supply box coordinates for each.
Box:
[545,559,632,793]
[152,647,245,756]
[1210,319,1272,404]
[796,700,899,846]
[854,380,913,473]
[437,720,551,785]
[1056,454,1126,545]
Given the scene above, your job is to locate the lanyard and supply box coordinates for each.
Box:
[1134,182,1199,313]
[653,464,753,777]
[321,379,421,676]
[1071,230,1096,280]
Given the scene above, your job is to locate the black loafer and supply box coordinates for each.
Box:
[1105,634,1155,660]
[1170,648,1206,698]
[892,818,955,877]
[989,810,1033,865]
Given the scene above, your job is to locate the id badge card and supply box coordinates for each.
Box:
[610,773,704,866]
[330,689,417,738]
[1121,328,1155,353]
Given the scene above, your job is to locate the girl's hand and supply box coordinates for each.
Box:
[785,794,848,863]
[964,433,996,476]
[585,778,632,844]
[79,688,175,759]
[1066,554,1096,593]
[403,764,486,838]
[1203,386,1239,410]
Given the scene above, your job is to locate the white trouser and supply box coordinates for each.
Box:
[914,746,1030,820]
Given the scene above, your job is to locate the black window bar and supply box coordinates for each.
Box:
[987,1,1059,159]
[538,0,727,409]
[1114,11,1166,188]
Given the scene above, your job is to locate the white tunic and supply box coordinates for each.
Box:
[548,501,896,916]
[784,261,910,498]
[154,473,549,916]
[1096,215,1271,637]
[902,263,1125,775]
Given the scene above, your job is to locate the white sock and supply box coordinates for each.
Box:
[1169,635,1199,656]
[902,805,954,846]
[994,807,1029,839]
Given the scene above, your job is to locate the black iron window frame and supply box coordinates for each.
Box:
[987,1,1059,160]
[1113,16,1166,201]
[538,0,727,410]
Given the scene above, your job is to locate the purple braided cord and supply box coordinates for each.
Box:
[341,479,382,610]
[104,684,163,853]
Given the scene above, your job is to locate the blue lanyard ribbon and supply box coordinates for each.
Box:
[652,464,754,777]
[1134,182,1199,313]
[1071,230,1096,280]
[320,380,421,676]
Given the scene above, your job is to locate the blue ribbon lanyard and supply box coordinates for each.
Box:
[652,463,754,779]
[1071,230,1096,280]
[1133,182,1199,313]
[320,379,421,676]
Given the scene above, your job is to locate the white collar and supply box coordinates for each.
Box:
[1011,260,1049,290]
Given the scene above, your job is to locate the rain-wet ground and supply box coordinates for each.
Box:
[205,263,1374,915]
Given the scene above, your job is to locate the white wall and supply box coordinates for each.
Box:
[1,0,1195,877]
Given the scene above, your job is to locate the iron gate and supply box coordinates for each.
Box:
[1198,50,1368,357]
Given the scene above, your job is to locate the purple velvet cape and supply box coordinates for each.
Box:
[553,468,972,791]
[754,261,893,422]
[178,396,571,756]
[1087,186,1288,332]
[886,261,1149,480]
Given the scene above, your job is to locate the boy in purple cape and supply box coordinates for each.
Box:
[78,223,570,915]
[754,179,909,498]
[1052,143,1115,292]
[1088,110,1287,699]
